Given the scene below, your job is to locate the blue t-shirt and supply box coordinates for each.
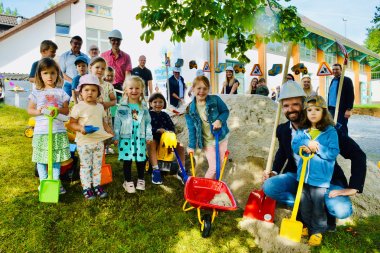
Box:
[29,61,38,78]
[328,78,339,107]
[71,75,81,90]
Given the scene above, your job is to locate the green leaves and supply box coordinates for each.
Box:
[136,0,309,63]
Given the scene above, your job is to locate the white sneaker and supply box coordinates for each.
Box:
[107,147,115,154]
[123,181,136,193]
[136,179,145,191]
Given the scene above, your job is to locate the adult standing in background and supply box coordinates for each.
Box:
[301,75,317,97]
[168,67,186,107]
[132,55,153,96]
[101,29,132,100]
[247,77,258,94]
[59,36,90,97]
[327,63,354,135]
[221,66,239,94]
[88,44,99,59]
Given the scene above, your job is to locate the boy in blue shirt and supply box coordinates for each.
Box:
[71,56,88,104]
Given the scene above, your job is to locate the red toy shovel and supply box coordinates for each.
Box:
[243,189,276,223]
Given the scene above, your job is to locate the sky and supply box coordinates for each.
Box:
[2,0,378,46]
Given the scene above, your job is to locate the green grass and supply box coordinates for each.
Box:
[354,104,380,109]
[1,104,379,253]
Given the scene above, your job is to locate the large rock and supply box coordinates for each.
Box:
[172,94,286,206]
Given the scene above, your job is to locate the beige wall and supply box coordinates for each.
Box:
[86,15,112,30]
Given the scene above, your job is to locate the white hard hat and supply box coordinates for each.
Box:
[172,67,181,73]
[278,80,306,101]
[226,66,234,72]
[108,29,123,40]
[195,69,204,77]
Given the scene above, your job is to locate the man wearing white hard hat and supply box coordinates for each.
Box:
[262,80,366,234]
[168,67,186,107]
[100,29,132,100]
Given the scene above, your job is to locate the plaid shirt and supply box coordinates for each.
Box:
[101,50,132,85]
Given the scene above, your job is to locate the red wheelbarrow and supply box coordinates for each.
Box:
[175,132,237,238]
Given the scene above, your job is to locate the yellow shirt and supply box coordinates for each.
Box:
[70,101,113,145]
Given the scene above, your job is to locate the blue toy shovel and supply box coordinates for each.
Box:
[39,107,60,203]
[84,125,99,134]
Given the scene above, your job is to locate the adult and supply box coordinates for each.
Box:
[168,67,186,107]
[327,63,354,135]
[287,73,295,81]
[301,75,317,97]
[221,66,239,94]
[59,36,90,97]
[256,78,269,96]
[247,77,258,94]
[262,81,366,230]
[88,44,99,59]
[132,55,153,96]
[100,29,132,99]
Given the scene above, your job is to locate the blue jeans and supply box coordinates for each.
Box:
[263,172,353,219]
[37,162,60,181]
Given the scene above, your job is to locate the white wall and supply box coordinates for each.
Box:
[0,15,56,73]
[70,1,86,50]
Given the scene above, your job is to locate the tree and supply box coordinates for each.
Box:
[46,0,64,9]
[365,6,380,54]
[136,0,310,63]
[0,1,18,16]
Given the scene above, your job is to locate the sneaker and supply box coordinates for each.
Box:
[59,186,67,195]
[106,147,115,155]
[308,233,323,246]
[123,181,136,193]
[152,169,163,185]
[136,179,145,191]
[94,185,108,198]
[83,188,96,200]
[302,227,309,237]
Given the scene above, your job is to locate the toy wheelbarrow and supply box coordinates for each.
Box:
[279,149,314,242]
[177,131,237,238]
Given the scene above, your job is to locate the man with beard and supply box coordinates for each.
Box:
[262,81,366,230]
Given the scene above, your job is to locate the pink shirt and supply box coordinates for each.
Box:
[101,50,132,85]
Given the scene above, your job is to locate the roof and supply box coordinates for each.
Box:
[0,0,78,41]
[0,14,28,27]
[300,15,380,60]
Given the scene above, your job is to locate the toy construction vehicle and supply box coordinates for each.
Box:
[268,64,283,76]
[189,60,198,69]
[291,63,308,75]
[233,64,246,74]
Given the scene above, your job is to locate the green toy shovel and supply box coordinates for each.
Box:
[39,107,60,203]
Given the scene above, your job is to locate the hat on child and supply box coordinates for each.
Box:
[76,74,103,93]
[304,95,327,109]
[74,56,88,66]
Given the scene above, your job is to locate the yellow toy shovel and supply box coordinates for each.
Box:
[279,149,314,242]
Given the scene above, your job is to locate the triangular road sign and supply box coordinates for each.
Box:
[250,64,262,76]
[203,61,210,72]
[317,62,333,76]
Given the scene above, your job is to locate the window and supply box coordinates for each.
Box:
[325,52,337,66]
[300,43,316,62]
[86,4,112,17]
[267,42,287,55]
[360,63,366,73]
[56,24,70,35]
[86,28,110,52]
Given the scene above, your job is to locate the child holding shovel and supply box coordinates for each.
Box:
[27,57,71,194]
[185,76,230,179]
[291,95,339,246]
[69,74,114,200]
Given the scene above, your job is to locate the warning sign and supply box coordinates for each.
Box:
[317,62,333,76]
[203,61,210,72]
[165,57,170,67]
[250,64,262,76]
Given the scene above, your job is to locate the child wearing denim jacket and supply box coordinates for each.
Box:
[114,76,153,193]
[185,76,230,179]
[292,95,339,246]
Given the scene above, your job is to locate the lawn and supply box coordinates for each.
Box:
[0,104,379,253]
[354,104,380,109]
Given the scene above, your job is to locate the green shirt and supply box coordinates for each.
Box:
[196,102,214,147]
[309,128,321,140]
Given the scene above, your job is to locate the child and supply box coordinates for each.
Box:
[71,56,88,104]
[69,74,114,200]
[114,76,153,193]
[27,57,70,194]
[104,66,115,84]
[29,40,58,85]
[89,57,117,154]
[148,93,186,184]
[256,78,269,96]
[291,95,339,246]
[186,76,230,179]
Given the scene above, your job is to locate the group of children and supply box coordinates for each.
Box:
[28,47,339,246]
[28,56,232,201]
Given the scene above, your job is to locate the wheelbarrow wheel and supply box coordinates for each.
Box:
[200,214,212,238]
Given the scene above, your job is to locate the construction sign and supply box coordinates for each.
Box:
[317,62,333,76]
[165,56,170,67]
[203,61,210,72]
[250,64,263,76]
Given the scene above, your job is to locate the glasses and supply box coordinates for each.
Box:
[71,41,82,46]
[110,38,121,43]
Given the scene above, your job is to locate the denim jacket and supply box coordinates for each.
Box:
[114,99,153,141]
[185,95,229,149]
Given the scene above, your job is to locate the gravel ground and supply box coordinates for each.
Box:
[348,115,380,163]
